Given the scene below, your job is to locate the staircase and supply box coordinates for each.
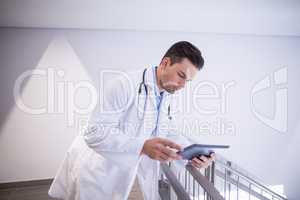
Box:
[158,155,287,200]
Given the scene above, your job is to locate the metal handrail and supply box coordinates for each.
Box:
[160,162,226,200]
[160,162,191,200]
[186,164,225,200]
[215,169,269,200]
[215,160,287,200]
[159,157,286,200]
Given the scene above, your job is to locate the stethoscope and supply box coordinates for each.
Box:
[137,68,172,120]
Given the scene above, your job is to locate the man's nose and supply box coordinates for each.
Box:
[178,80,186,88]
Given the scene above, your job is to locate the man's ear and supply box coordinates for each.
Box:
[161,57,170,70]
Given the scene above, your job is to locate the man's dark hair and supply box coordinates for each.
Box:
[162,41,204,70]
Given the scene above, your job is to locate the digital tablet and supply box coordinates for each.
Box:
[177,144,230,160]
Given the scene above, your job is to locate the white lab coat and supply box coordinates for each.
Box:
[48,66,190,200]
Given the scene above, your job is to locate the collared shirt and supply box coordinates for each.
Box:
[152,66,164,136]
[152,66,164,111]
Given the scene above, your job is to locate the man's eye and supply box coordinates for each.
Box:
[177,73,185,79]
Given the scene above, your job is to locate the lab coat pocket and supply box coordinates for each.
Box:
[81,151,138,196]
[79,151,120,195]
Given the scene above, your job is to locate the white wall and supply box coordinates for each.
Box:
[0,28,299,199]
[1,0,300,37]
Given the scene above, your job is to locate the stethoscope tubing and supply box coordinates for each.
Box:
[137,68,172,120]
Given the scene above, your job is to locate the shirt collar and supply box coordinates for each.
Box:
[144,66,171,96]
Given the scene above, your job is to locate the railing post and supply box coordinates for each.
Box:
[211,161,215,185]
[205,163,216,200]
[226,161,232,200]
[160,162,191,200]
[159,179,171,200]
[186,164,225,200]
[205,165,211,200]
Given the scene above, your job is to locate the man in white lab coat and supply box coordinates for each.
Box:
[48,41,215,200]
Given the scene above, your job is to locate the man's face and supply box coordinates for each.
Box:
[160,57,198,93]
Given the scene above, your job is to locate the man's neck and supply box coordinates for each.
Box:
[155,66,164,92]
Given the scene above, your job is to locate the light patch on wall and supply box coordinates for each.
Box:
[0,35,97,182]
[10,35,98,130]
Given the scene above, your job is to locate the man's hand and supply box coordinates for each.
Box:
[190,153,216,169]
[141,138,182,162]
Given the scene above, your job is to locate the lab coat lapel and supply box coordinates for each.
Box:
[143,67,174,137]
[138,67,177,200]
[142,67,159,134]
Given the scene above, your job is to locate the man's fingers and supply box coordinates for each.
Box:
[157,153,169,161]
[191,160,204,168]
[157,145,181,160]
[199,155,208,162]
[160,139,181,151]
[191,155,215,169]
[192,157,205,165]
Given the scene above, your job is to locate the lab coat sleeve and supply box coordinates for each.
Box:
[84,77,147,155]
